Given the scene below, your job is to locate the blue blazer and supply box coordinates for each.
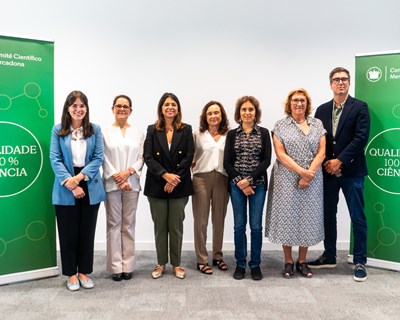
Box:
[315,95,370,178]
[50,123,106,205]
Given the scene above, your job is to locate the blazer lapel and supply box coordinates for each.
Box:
[63,134,74,173]
[155,130,172,160]
[85,133,94,163]
[322,101,334,138]
[334,96,353,138]
[170,129,183,155]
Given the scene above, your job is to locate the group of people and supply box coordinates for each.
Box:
[49,67,370,291]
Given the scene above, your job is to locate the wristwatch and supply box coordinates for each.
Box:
[129,168,134,176]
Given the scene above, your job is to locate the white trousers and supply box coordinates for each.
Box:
[105,190,139,274]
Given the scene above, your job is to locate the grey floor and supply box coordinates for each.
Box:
[1,250,399,320]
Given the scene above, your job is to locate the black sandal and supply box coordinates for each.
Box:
[282,263,294,279]
[296,261,313,278]
[197,263,213,275]
[213,259,228,271]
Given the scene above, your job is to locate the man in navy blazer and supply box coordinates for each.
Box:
[308,67,370,282]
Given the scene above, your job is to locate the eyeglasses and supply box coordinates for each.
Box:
[291,99,306,104]
[69,104,86,110]
[114,104,131,110]
[331,77,349,84]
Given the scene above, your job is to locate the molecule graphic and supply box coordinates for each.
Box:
[0,82,48,118]
[368,202,400,258]
[0,221,47,257]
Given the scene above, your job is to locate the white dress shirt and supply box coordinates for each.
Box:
[71,127,87,167]
[102,125,144,192]
[192,129,227,176]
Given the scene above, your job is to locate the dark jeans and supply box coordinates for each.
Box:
[323,175,367,264]
[230,183,266,269]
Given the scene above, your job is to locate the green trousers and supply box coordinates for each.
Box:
[148,197,188,267]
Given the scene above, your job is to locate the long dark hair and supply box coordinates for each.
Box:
[58,90,94,138]
[199,101,229,134]
[155,92,184,131]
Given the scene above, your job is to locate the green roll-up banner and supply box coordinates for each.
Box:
[0,35,58,284]
[354,51,400,271]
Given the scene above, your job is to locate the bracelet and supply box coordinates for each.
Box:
[73,178,79,184]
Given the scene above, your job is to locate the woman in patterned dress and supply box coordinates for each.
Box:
[265,88,326,279]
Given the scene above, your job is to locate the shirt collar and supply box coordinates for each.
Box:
[237,123,260,134]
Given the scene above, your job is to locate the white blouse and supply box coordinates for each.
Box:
[102,125,144,192]
[192,129,227,176]
[71,127,87,167]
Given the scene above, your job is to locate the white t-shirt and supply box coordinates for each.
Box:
[192,129,227,176]
[102,125,144,192]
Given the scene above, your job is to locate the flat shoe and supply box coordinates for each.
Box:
[233,266,245,280]
[78,276,94,289]
[282,263,294,279]
[112,273,123,281]
[173,266,186,279]
[66,279,80,291]
[152,265,165,279]
[296,261,313,278]
[122,272,133,280]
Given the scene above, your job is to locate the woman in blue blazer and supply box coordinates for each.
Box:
[144,92,194,280]
[50,91,106,291]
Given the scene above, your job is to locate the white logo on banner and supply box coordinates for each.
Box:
[366,67,382,82]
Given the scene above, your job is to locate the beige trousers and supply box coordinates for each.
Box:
[192,171,229,264]
[105,190,139,274]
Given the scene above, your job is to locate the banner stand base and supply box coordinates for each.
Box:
[347,254,400,272]
[0,267,59,286]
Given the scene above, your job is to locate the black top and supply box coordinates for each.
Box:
[143,123,194,199]
[224,125,272,187]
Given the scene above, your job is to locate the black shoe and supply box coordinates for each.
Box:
[250,266,263,281]
[307,255,337,269]
[122,272,133,280]
[233,266,245,280]
[353,264,367,282]
[112,273,123,281]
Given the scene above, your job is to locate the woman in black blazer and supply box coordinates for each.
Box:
[144,92,194,280]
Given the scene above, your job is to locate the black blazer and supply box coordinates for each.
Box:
[315,95,370,178]
[223,125,272,186]
[143,123,194,199]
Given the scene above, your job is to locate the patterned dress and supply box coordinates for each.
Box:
[265,116,326,246]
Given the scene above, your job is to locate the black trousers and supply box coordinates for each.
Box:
[55,176,100,276]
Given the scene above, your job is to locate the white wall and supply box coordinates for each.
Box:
[2,0,400,251]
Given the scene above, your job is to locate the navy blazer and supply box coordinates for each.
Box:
[143,124,194,199]
[50,123,106,205]
[315,95,370,178]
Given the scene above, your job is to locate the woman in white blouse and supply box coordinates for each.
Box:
[192,101,230,274]
[102,95,144,281]
[50,91,106,291]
